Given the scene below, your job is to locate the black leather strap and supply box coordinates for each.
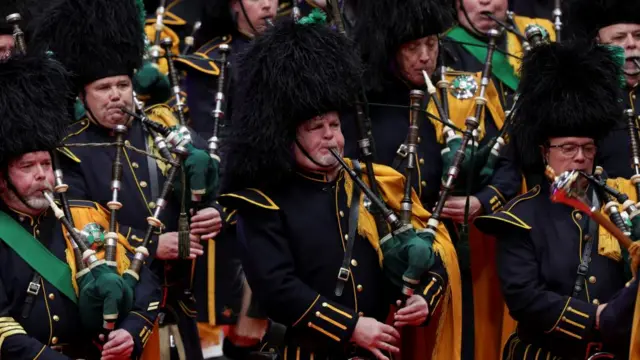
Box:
[143,130,161,204]
[572,191,599,298]
[335,160,363,297]
[21,273,41,319]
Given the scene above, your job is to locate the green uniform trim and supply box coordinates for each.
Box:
[0,211,78,303]
[447,26,520,91]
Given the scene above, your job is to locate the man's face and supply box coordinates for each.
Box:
[82,75,134,129]
[598,23,640,88]
[0,34,14,60]
[543,137,596,176]
[231,0,278,36]
[0,151,55,214]
[396,35,439,87]
[293,112,345,173]
[456,0,508,35]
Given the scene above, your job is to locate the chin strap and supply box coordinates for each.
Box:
[294,139,336,169]
[238,0,259,36]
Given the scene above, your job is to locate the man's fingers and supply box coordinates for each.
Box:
[396,302,421,315]
[370,348,390,360]
[190,248,204,257]
[395,311,425,322]
[190,218,222,230]
[381,324,401,339]
[380,333,399,345]
[378,341,400,354]
[201,231,220,240]
[190,242,204,251]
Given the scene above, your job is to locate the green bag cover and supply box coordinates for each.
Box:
[78,263,134,333]
[173,143,220,208]
[380,227,435,292]
[441,137,494,194]
[133,62,172,106]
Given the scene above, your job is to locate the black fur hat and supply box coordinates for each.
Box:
[29,0,145,92]
[0,53,71,166]
[512,40,624,170]
[354,0,454,91]
[221,18,362,193]
[565,0,640,40]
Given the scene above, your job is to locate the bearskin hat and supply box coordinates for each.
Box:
[29,0,145,92]
[512,40,624,170]
[0,53,71,166]
[565,0,640,40]
[220,18,362,193]
[353,0,454,91]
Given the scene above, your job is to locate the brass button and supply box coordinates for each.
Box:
[419,158,425,165]
[358,312,364,317]
[80,121,86,126]
[344,234,349,240]
[132,162,139,169]
[417,136,422,143]
[53,315,60,322]
[48,293,55,300]
[149,202,156,209]
[350,259,358,267]
[421,181,427,187]
[589,276,596,284]
[222,36,228,41]
[322,302,328,307]
[357,285,363,293]
[315,311,320,317]
[51,337,58,345]
[35,229,40,236]
[339,210,344,217]
[140,181,148,188]
[575,213,583,220]
[125,140,131,146]
[592,299,600,305]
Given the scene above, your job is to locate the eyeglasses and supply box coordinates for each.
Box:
[548,143,598,159]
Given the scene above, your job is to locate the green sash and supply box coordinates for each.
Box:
[447,26,520,91]
[0,211,78,303]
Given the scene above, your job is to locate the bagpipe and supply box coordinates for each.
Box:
[545,166,640,360]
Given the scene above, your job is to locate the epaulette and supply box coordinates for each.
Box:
[67,199,98,209]
[63,118,91,141]
[474,185,541,233]
[145,103,180,128]
[174,35,230,76]
[144,0,187,27]
[218,188,279,211]
[58,119,91,163]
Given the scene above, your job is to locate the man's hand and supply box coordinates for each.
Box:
[440,196,483,223]
[394,295,429,327]
[156,232,204,260]
[350,317,401,360]
[190,207,222,240]
[100,329,134,360]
